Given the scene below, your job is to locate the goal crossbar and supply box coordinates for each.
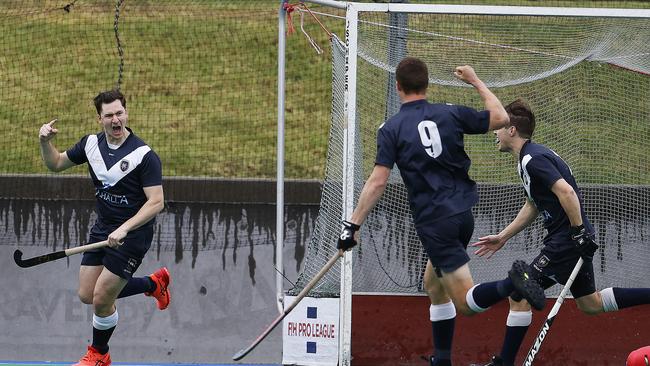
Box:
[304,1,650,18]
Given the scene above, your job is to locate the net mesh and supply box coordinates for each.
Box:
[292,9,650,297]
[0,0,334,179]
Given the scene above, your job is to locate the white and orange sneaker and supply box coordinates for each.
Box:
[145,267,171,310]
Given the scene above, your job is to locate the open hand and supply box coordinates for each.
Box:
[471,234,506,259]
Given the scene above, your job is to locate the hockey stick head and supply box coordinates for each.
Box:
[232,315,285,361]
[13,249,66,268]
[232,349,248,361]
[13,250,28,268]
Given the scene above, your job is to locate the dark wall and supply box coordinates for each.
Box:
[0,176,320,363]
[2,176,649,365]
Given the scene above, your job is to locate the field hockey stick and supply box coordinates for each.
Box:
[522,257,584,366]
[232,249,345,361]
[14,240,110,268]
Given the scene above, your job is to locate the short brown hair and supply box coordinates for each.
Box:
[93,89,126,115]
[505,98,535,138]
[396,57,428,95]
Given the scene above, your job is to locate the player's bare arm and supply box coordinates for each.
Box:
[472,199,538,258]
[107,185,164,247]
[550,178,583,226]
[38,118,76,172]
[348,165,390,227]
[551,178,598,259]
[453,65,509,131]
[338,164,390,251]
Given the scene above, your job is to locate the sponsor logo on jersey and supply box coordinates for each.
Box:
[96,189,129,205]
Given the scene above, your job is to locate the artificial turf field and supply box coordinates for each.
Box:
[0,363,280,366]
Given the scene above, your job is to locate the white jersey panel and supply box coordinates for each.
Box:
[84,135,152,189]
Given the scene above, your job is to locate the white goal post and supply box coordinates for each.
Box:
[278,2,650,365]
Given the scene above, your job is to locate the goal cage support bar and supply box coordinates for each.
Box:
[277,1,650,365]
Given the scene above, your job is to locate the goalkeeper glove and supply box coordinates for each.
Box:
[570,224,598,260]
[337,220,360,251]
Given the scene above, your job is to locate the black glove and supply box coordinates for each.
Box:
[337,220,360,251]
[570,224,598,260]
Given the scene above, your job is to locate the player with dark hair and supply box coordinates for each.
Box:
[38,89,170,366]
[473,99,650,366]
[336,57,546,366]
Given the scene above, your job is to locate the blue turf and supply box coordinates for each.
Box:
[0,362,280,366]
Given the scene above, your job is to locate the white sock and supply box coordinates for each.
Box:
[466,284,488,313]
[93,310,119,330]
[506,310,532,327]
[600,288,619,312]
[429,301,456,321]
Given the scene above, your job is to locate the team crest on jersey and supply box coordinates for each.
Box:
[120,160,129,172]
[533,254,550,272]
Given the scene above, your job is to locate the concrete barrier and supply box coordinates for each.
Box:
[1,176,321,364]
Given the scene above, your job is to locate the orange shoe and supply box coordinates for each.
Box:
[72,346,111,366]
[145,267,171,310]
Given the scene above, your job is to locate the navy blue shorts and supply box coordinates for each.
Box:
[528,248,596,299]
[416,210,474,275]
[81,222,154,279]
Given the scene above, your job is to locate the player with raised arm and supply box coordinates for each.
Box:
[38,90,170,366]
[336,57,546,366]
[473,99,650,366]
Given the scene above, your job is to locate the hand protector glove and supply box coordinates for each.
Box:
[337,220,360,251]
[570,224,598,260]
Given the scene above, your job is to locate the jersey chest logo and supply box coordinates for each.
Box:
[84,135,151,188]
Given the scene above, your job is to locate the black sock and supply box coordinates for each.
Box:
[431,318,454,366]
[612,287,650,309]
[472,278,513,309]
[500,325,528,366]
[92,326,116,354]
[117,277,155,298]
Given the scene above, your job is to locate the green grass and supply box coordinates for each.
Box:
[0,0,648,183]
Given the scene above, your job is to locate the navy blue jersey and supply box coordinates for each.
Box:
[517,141,593,252]
[66,128,162,229]
[375,99,490,225]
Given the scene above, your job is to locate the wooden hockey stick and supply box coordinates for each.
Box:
[232,249,345,361]
[14,240,110,268]
[522,257,584,366]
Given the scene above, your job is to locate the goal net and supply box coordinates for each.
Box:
[291,4,650,299]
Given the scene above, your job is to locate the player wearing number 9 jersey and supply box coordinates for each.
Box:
[336,57,546,366]
[376,99,489,226]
